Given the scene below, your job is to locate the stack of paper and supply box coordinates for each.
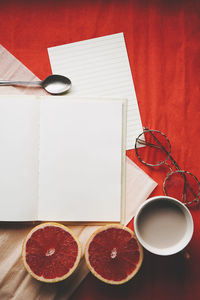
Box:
[0,33,143,223]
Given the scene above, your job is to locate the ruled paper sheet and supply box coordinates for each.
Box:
[48,33,143,149]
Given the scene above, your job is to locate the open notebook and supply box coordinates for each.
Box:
[0,95,126,222]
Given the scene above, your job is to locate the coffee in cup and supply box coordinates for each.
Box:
[134,196,194,255]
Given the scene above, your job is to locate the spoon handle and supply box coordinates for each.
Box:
[0,80,41,86]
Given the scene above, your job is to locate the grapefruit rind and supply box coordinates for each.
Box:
[22,222,82,283]
[84,224,143,285]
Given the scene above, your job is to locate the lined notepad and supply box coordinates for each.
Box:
[48,33,143,150]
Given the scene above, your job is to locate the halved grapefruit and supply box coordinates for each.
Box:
[85,224,143,285]
[22,222,81,282]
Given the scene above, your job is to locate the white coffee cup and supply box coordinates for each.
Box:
[134,196,194,255]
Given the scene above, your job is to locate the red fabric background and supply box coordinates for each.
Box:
[0,0,200,299]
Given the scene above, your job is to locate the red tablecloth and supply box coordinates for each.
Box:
[0,0,200,299]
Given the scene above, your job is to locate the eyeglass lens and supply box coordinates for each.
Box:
[135,130,171,166]
[164,171,200,206]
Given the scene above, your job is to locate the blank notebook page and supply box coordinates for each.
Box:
[38,97,125,222]
[48,33,143,150]
[0,96,39,221]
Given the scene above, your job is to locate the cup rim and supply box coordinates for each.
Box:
[134,196,194,256]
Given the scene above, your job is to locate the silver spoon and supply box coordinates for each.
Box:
[0,74,71,95]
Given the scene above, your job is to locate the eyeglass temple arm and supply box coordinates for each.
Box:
[145,128,181,170]
[136,139,161,149]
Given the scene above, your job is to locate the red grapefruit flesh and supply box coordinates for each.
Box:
[22,222,81,282]
[85,224,143,285]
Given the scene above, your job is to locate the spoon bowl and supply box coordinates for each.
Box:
[0,74,72,95]
[42,74,71,94]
